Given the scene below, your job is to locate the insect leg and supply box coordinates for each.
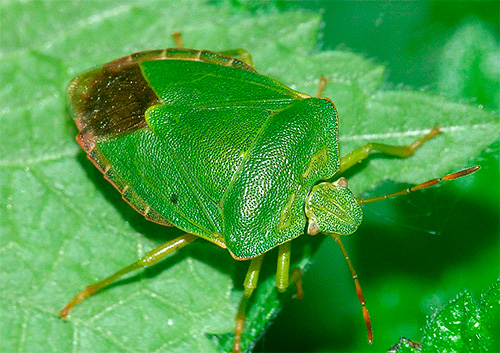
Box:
[60,233,197,318]
[289,268,304,300]
[276,243,304,299]
[172,32,183,48]
[233,255,264,353]
[276,241,291,292]
[332,234,373,344]
[339,125,441,173]
[316,76,329,98]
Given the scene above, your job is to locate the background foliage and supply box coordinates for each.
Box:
[1,1,498,352]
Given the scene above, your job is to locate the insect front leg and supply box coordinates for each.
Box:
[340,125,441,173]
[60,233,197,318]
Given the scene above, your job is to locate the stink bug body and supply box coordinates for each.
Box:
[61,39,479,352]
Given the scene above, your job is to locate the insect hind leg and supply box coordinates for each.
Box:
[60,233,197,318]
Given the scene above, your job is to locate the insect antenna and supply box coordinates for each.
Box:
[331,234,373,344]
[357,166,480,205]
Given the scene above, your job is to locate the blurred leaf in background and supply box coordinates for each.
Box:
[438,19,499,111]
[0,1,498,353]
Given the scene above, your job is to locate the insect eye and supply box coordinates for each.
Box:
[307,219,320,235]
[335,177,348,188]
[170,194,178,204]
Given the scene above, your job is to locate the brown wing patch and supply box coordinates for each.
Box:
[69,60,160,153]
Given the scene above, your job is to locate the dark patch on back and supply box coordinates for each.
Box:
[69,59,160,147]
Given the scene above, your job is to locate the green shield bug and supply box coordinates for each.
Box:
[61,35,479,352]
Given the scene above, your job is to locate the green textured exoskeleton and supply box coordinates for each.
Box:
[62,43,479,353]
[70,48,357,259]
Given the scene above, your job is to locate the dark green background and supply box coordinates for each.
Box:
[254,1,499,352]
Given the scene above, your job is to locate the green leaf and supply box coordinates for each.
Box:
[389,280,500,353]
[0,1,498,353]
[437,20,500,110]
